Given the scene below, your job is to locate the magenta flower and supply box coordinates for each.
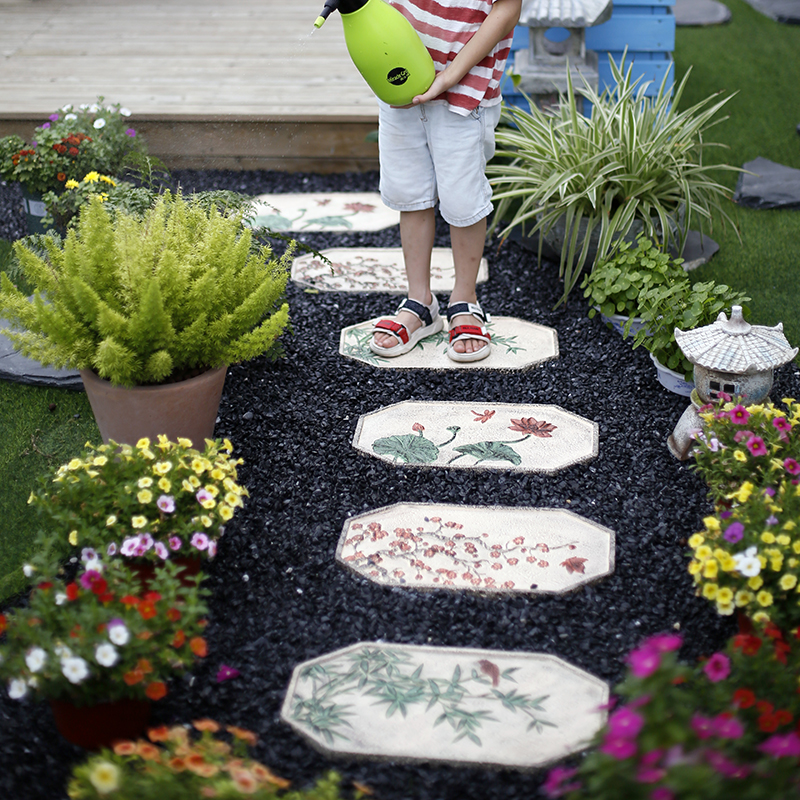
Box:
[645,633,683,653]
[773,416,792,432]
[705,749,749,778]
[703,653,731,683]
[608,707,645,739]
[763,486,776,497]
[168,535,182,551]
[79,570,102,590]
[599,736,637,759]
[729,405,750,424]
[717,391,732,402]
[733,430,754,443]
[745,436,767,456]
[759,732,800,758]
[627,646,661,678]
[156,494,175,513]
[784,458,800,475]
[125,128,137,137]
[690,714,716,740]
[216,664,241,683]
[723,522,744,543]
[191,532,209,551]
[713,714,744,739]
[154,541,169,560]
[636,766,665,784]
[207,539,217,559]
[541,766,581,798]
[40,122,51,130]
[650,789,675,800]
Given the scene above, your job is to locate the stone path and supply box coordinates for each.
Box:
[281,642,608,770]
[337,503,615,595]
[733,157,800,210]
[741,0,800,23]
[292,247,488,293]
[674,0,732,26]
[340,316,558,371]
[352,401,598,473]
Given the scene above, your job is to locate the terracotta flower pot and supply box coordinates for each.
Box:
[79,366,227,447]
[128,555,204,589]
[49,696,151,750]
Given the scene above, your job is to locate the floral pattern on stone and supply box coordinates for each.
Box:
[248,194,400,232]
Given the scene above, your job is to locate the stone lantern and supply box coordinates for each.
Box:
[514,0,613,113]
[668,306,798,460]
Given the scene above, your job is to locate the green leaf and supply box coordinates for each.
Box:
[451,441,522,466]
[372,433,439,464]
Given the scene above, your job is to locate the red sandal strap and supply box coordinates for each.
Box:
[449,324,490,343]
[373,319,409,344]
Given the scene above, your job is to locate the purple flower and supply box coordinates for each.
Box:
[40,122,51,130]
[691,714,716,740]
[784,458,800,476]
[706,437,721,452]
[107,542,117,556]
[713,715,744,739]
[138,533,154,550]
[759,732,800,758]
[108,617,125,629]
[49,113,59,121]
[154,541,169,560]
[541,767,581,798]
[723,522,744,543]
[156,494,175,513]
[191,532,209,551]
[80,548,98,563]
[168,535,182,551]
[651,789,675,800]
[125,128,136,137]
[746,436,767,456]
[608,707,645,739]
[764,486,776,497]
[79,570,102,590]
[719,510,733,520]
[627,646,661,678]
[703,653,731,683]
[635,766,665,784]
[766,514,779,526]
[216,664,241,683]
[599,736,637,760]
[120,537,138,557]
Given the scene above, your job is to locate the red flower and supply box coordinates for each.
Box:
[172,630,186,648]
[98,592,114,604]
[90,577,108,596]
[138,601,157,620]
[471,409,496,423]
[190,637,208,657]
[143,591,162,603]
[145,681,167,701]
[732,688,756,709]
[167,607,181,622]
[121,594,140,607]
[508,417,558,437]
[56,172,66,182]
[561,557,587,574]
[68,147,78,156]
[759,713,779,733]
[732,634,761,655]
[123,669,144,686]
[65,583,79,601]
[0,614,6,635]
[37,582,53,591]
[776,709,794,726]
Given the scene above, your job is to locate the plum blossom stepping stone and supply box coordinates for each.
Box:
[353,401,598,473]
[248,193,399,232]
[281,642,608,769]
[292,247,488,292]
[337,503,615,594]
[340,316,558,370]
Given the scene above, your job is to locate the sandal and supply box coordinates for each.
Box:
[446,301,491,363]
[369,295,443,357]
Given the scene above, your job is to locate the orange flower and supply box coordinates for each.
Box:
[145,681,167,700]
[232,769,258,794]
[138,658,153,674]
[167,607,182,622]
[136,742,161,761]
[113,740,137,756]
[227,725,257,746]
[138,600,157,620]
[143,591,162,603]
[167,725,189,744]
[168,756,187,772]
[251,763,291,788]
[185,753,208,774]
[196,763,220,778]
[120,594,140,607]
[172,630,186,648]
[137,630,153,640]
[190,637,208,657]
[192,718,220,732]
[148,725,171,742]
[57,172,66,182]
[123,668,144,686]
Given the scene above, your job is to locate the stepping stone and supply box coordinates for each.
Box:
[0,320,82,390]
[673,230,720,272]
[674,0,732,26]
[248,193,399,232]
[337,503,615,594]
[292,247,488,293]
[733,157,800,209]
[281,642,608,769]
[340,316,558,371]
[353,401,598,473]
[742,0,800,23]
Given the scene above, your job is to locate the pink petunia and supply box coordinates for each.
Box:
[713,714,744,739]
[541,767,581,799]
[599,736,637,760]
[690,714,716,740]
[627,646,661,678]
[703,653,731,683]
[156,494,175,513]
[154,541,169,560]
[650,789,675,800]
[608,707,645,740]
[729,405,750,424]
[120,537,138,557]
[784,458,800,476]
[196,488,212,505]
[207,539,217,559]
[137,533,154,551]
[745,436,767,457]
[644,633,683,653]
[759,732,800,758]
[705,749,749,778]
[79,570,102,590]
[216,664,241,683]
[125,128,137,137]
[107,542,117,556]
[773,416,792,432]
[168,536,182,551]
[190,532,209,551]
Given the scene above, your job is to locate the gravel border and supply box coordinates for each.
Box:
[2,171,797,799]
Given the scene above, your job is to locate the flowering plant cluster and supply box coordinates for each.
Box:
[543,630,800,800]
[692,397,800,503]
[29,436,247,570]
[0,98,145,194]
[0,559,208,706]
[67,720,356,799]
[41,171,138,231]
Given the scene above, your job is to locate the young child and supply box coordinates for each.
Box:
[370,0,522,362]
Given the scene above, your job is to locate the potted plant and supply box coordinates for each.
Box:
[631,279,750,392]
[68,720,358,798]
[581,236,686,338]
[543,630,800,800]
[488,55,741,307]
[27,436,248,579]
[0,191,292,444]
[0,558,209,749]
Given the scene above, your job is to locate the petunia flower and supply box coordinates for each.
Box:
[108,622,129,646]
[95,643,118,667]
[25,647,47,673]
[784,458,800,475]
[154,541,169,560]
[599,736,637,759]
[728,405,750,424]
[703,653,731,683]
[168,536,182,551]
[93,118,106,129]
[758,732,800,758]
[627,646,661,678]
[191,532,209,551]
[723,522,744,543]
[156,494,175,513]
[745,436,767,456]
[7,678,28,700]
[607,707,644,739]
[62,656,90,684]
[216,664,241,683]
[733,546,761,577]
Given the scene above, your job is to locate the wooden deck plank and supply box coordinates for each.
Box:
[0,0,380,170]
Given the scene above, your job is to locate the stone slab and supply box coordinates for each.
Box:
[674,0,732,26]
[741,0,800,23]
[337,503,615,594]
[733,157,800,210]
[292,247,488,293]
[340,316,558,371]
[0,319,82,390]
[353,401,598,473]
[248,193,399,232]
[281,642,608,770]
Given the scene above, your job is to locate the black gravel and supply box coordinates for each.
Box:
[2,170,799,800]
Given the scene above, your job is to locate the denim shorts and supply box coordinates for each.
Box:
[377,100,502,227]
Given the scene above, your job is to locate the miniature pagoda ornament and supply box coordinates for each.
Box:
[668,306,798,460]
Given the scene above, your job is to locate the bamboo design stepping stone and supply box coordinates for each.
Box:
[292,247,488,293]
[249,193,399,232]
[337,503,614,594]
[353,401,598,473]
[340,316,557,370]
[281,642,608,769]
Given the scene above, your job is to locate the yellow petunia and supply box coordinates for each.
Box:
[688,561,703,575]
[790,558,799,569]
[688,532,704,548]
[702,518,719,532]
[776,534,791,546]
[219,504,234,521]
[191,459,206,474]
[719,554,737,572]
[106,515,116,526]
[68,530,78,546]
[141,448,155,460]
[200,498,216,510]
[188,475,201,488]
[756,590,774,607]
[131,515,147,529]
[716,601,735,616]
[158,477,171,492]
[761,532,776,544]
[770,558,783,572]
[93,456,108,467]
[779,574,798,591]
[138,477,153,489]
[153,461,173,475]
[67,458,82,471]
[200,515,213,528]
[225,492,242,508]
[177,437,193,448]
[703,560,719,579]
[752,611,770,624]
[717,587,734,604]
[735,590,754,607]
[182,479,194,493]
[793,541,800,554]
[137,489,153,504]
[702,583,718,600]
[784,521,796,531]
[695,545,713,561]
[136,437,151,449]
[210,469,225,481]
[223,438,233,453]
[203,485,219,498]
[748,575,764,590]
[733,450,747,463]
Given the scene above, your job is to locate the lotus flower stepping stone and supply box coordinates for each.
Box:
[248,193,399,232]
[340,316,557,370]
[281,642,608,769]
[337,503,614,594]
[353,401,598,473]
[292,247,488,293]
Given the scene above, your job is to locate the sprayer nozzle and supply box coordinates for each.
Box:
[314,15,326,28]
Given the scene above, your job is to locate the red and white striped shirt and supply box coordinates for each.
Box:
[389,0,513,115]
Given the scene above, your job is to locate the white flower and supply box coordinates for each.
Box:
[61,103,73,112]
[108,624,129,646]
[61,656,90,684]
[55,592,67,605]
[81,547,98,563]
[22,564,35,577]
[89,103,100,113]
[89,761,120,794]
[53,643,72,659]
[84,557,103,574]
[25,647,47,673]
[27,676,38,688]
[119,107,132,116]
[64,113,77,121]
[95,643,118,668]
[8,678,28,700]
[734,546,761,577]
[93,118,106,129]
[79,103,90,110]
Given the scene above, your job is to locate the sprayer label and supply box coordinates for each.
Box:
[387,67,410,86]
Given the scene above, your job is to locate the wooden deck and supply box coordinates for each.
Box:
[0,0,380,171]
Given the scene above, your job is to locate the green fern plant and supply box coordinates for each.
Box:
[0,192,291,387]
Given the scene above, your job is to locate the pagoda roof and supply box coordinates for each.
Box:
[520,0,613,28]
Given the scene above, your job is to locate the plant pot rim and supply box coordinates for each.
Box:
[79,364,227,392]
